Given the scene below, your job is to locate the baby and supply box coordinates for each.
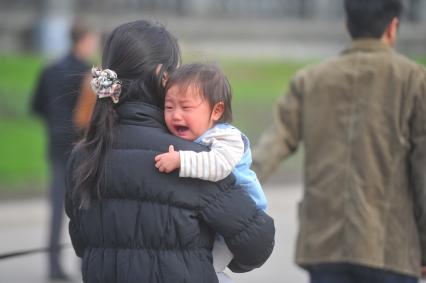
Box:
[155,63,267,282]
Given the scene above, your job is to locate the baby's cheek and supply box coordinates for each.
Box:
[164,116,173,132]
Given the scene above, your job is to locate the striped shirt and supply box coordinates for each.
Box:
[179,123,267,273]
[179,125,244,181]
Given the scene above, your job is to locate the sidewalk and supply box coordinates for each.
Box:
[0,184,308,283]
[0,198,81,283]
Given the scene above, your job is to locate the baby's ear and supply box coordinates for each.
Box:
[211,102,225,122]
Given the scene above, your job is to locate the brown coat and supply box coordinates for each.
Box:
[252,39,426,277]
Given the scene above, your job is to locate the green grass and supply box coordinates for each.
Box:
[0,54,308,192]
[0,55,44,117]
[0,53,424,193]
[0,118,47,189]
[0,55,47,193]
[418,56,426,66]
[220,59,310,140]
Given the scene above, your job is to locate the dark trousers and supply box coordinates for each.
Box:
[48,156,68,275]
[308,263,418,283]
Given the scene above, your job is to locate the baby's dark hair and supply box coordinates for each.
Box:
[166,63,233,123]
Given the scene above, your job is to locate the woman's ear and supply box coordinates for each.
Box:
[155,64,162,76]
[211,102,225,122]
[155,64,168,87]
[162,72,169,87]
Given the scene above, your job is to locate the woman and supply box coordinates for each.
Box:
[65,20,275,283]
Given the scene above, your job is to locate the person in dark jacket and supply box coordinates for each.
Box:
[65,20,275,283]
[32,22,99,281]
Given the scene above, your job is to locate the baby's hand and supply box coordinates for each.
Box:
[154,145,180,173]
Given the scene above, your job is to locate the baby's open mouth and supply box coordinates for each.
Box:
[175,125,189,134]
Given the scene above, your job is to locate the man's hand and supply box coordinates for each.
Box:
[155,145,180,173]
[421,266,426,278]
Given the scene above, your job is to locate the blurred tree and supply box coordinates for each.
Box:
[38,0,75,57]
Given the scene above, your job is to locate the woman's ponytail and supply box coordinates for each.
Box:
[74,98,117,208]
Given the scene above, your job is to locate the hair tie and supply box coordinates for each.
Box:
[90,67,122,104]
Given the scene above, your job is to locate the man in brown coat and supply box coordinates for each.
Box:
[252,0,426,282]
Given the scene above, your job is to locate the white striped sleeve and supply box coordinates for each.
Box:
[179,127,245,181]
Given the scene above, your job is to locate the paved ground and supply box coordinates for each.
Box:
[230,184,308,283]
[2,184,426,283]
[0,184,308,283]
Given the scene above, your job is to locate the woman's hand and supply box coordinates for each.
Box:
[155,145,180,173]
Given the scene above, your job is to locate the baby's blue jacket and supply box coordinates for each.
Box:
[196,123,268,211]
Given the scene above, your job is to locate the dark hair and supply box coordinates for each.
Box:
[70,21,91,47]
[344,0,403,39]
[166,63,233,123]
[74,20,181,208]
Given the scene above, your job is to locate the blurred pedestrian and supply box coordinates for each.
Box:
[252,0,426,282]
[31,21,99,281]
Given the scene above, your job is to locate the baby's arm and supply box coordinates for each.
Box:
[154,128,245,181]
[179,127,244,181]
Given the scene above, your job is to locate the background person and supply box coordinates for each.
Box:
[31,21,98,281]
[252,0,426,282]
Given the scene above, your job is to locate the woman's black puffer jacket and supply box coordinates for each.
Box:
[65,102,275,283]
